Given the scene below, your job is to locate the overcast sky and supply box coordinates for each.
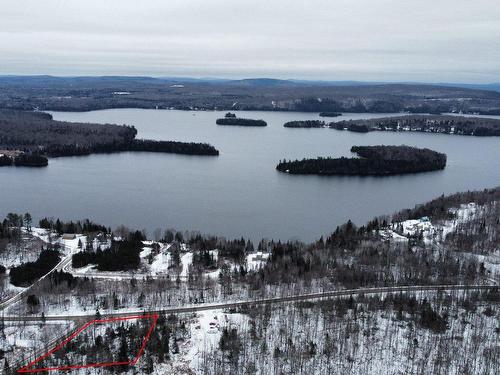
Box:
[1,0,499,82]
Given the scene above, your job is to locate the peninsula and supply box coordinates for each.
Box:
[0,110,219,167]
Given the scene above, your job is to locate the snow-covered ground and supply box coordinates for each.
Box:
[67,243,225,281]
[145,310,249,375]
[30,227,88,256]
[0,228,82,305]
[246,251,270,270]
[1,320,74,370]
[140,290,500,375]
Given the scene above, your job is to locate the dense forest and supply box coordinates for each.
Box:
[276,145,447,176]
[334,115,500,136]
[216,117,267,127]
[0,212,32,241]
[72,231,145,271]
[38,217,110,235]
[9,249,61,287]
[283,120,325,128]
[284,120,370,132]
[0,110,219,160]
[282,114,500,136]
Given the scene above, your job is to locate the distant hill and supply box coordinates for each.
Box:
[437,82,500,93]
[1,75,500,113]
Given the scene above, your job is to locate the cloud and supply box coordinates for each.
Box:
[1,0,499,82]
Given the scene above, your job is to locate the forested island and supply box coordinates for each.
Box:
[319,112,342,117]
[0,110,219,166]
[276,145,447,176]
[216,113,267,127]
[284,120,326,128]
[284,119,370,132]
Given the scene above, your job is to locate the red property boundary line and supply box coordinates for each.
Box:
[18,314,159,373]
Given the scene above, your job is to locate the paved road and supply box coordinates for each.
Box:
[3,284,496,322]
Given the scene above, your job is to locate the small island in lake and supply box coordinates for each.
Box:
[284,120,326,128]
[216,112,267,127]
[319,112,342,117]
[284,119,369,132]
[276,145,447,176]
[0,109,219,167]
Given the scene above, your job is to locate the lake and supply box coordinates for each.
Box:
[1,109,499,242]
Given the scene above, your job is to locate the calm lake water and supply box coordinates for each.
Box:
[1,109,499,242]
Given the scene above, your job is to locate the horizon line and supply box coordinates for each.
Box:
[0,74,499,87]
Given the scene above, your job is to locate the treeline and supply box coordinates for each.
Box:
[283,120,325,128]
[44,139,219,157]
[282,120,369,132]
[294,98,354,112]
[0,212,32,239]
[282,114,500,136]
[0,109,219,158]
[38,217,109,235]
[276,145,447,176]
[188,235,254,263]
[216,118,267,127]
[9,249,61,287]
[72,231,145,271]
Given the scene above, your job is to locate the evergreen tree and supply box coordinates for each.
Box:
[23,212,32,233]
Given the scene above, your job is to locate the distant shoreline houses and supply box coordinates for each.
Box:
[0,149,23,158]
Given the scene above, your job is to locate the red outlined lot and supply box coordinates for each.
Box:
[18,314,159,373]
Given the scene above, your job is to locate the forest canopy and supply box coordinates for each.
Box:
[282,114,500,136]
[276,145,447,176]
[284,120,325,128]
[335,115,500,136]
[10,249,61,287]
[72,231,145,271]
[216,117,267,127]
